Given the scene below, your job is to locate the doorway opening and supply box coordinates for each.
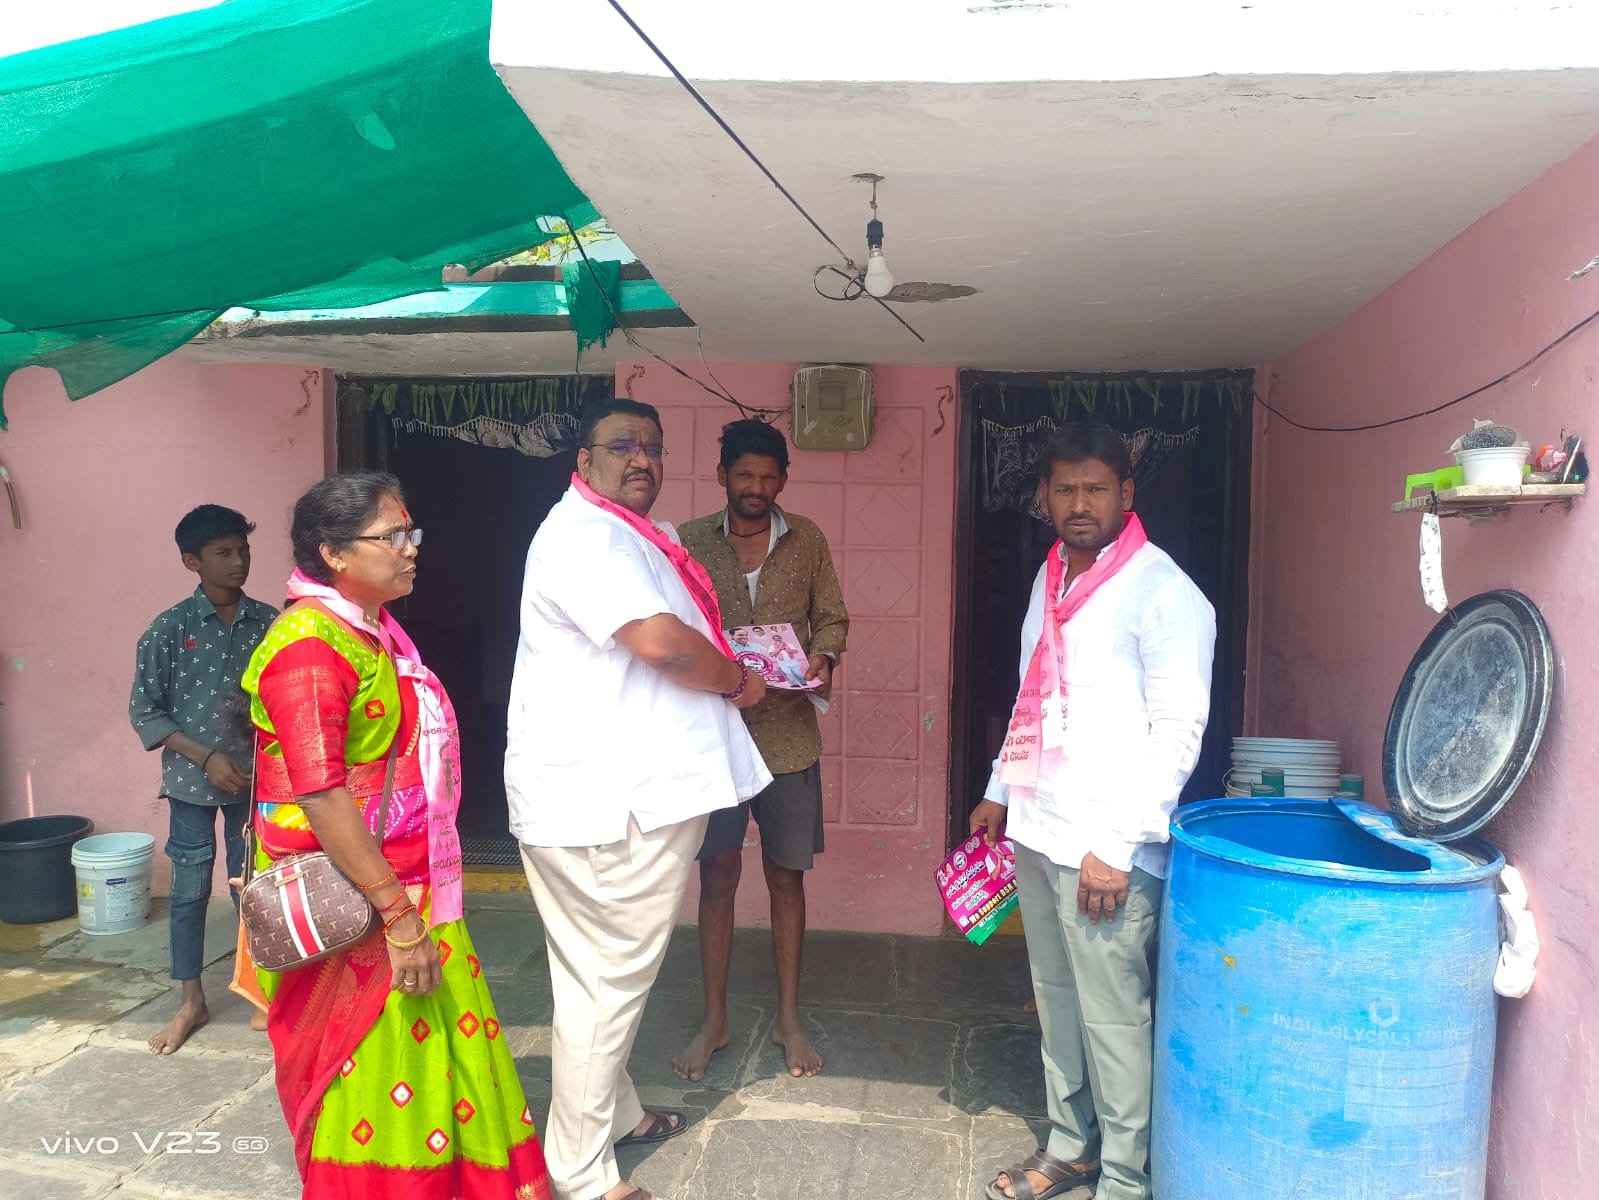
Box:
[948,370,1254,847]
[335,374,612,862]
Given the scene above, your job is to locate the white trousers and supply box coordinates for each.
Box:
[520,813,708,1200]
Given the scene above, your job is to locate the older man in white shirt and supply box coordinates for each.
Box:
[972,422,1215,1200]
[506,397,771,1200]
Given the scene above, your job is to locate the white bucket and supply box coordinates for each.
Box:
[70,832,155,935]
[1455,444,1529,486]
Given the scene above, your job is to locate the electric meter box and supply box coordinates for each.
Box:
[790,365,875,451]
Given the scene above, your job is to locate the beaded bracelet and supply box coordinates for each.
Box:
[721,662,750,702]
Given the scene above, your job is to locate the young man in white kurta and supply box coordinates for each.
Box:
[506,399,770,1200]
[974,423,1214,1200]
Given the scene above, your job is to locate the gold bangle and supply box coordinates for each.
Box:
[384,921,429,950]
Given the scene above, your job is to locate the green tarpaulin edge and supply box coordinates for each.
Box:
[0,0,598,428]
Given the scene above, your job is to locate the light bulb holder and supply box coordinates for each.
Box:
[866,218,885,251]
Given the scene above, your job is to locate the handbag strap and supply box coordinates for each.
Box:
[372,734,400,844]
[243,668,404,861]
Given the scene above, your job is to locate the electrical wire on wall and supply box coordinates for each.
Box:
[1255,305,1599,433]
[0,458,21,528]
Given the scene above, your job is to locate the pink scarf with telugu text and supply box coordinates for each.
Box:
[284,570,464,926]
[996,513,1148,788]
[570,473,735,656]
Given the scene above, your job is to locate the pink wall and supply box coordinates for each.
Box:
[1251,135,1599,1199]
[626,360,959,936]
[0,359,331,895]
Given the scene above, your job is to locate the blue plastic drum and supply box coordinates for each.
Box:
[1153,798,1503,1200]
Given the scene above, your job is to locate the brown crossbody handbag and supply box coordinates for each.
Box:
[238,740,399,973]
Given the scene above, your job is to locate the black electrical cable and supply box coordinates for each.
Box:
[814,265,865,303]
[564,214,787,418]
[602,0,926,344]
[1255,305,1599,433]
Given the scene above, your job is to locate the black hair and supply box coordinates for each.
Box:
[578,398,662,447]
[290,472,406,585]
[174,505,255,558]
[1038,421,1134,484]
[719,418,790,473]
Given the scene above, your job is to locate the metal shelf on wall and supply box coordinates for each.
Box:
[1392,483,1585,520]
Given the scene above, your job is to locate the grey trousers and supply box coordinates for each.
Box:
[1013,842,1162,1200]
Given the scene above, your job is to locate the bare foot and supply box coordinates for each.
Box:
[250,1009,268,1032]
[149,998,209,1055]
[772,1017,822,1077]
[672,1022,730,1082]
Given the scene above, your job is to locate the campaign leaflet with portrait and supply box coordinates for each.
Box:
[726,622,821,691]
[935,832,1019,945]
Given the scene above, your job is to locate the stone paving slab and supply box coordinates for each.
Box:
[677,1117,969,1200]
[0,961,172,1079]
[98,957,271,1060]
[953,1021,1051,1120]
[41,897,238,973]
[0,913,81,967]
[626,997,768,1096]
[653,928,900,1008]
[460,905,545,979]
[0,1154,123,1200]
[0,900,1073,1200]
[115,1074,298,1198]
[0,1043,271,1172]
[893,932,1035,1021]
[740,1008,963,1121]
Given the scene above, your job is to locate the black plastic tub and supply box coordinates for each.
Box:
[0,815,95,923]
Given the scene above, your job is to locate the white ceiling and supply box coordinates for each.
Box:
[487,66,1599,373]
[184,0,1599,377]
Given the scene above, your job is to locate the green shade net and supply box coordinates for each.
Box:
[0,0,597,428]
[562,258,621,364]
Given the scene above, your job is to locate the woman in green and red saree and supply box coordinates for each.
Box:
[243,472,549,1200]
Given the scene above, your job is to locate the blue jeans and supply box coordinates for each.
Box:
[165,796,248,982]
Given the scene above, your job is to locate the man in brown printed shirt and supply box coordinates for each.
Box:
[673,419,848,1080]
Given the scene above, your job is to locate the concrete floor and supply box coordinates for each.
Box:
[0,893,1082,1200]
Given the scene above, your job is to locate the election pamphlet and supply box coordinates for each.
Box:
[935,832,1019,945]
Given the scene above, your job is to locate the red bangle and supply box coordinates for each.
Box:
[375,891,410,914]
[356,871,397,892]
[383,905,418,933]
[721,662,750,701]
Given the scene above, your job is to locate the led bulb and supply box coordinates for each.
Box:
[863,247,894,298]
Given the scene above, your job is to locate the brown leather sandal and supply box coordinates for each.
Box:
[985,1147,1101,1200]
